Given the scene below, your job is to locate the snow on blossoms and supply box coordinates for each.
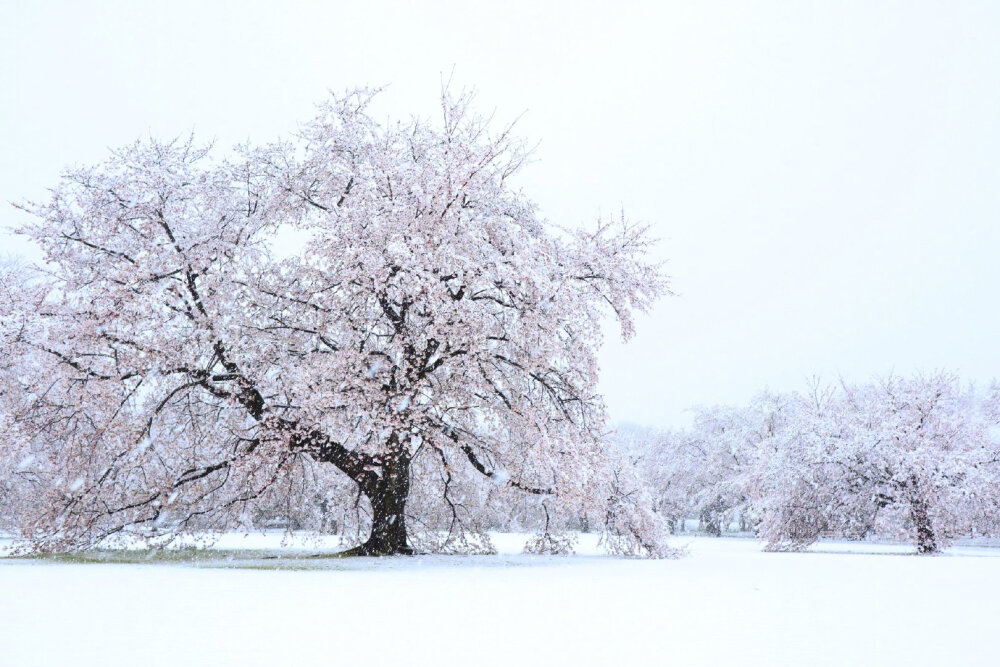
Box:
[0,88,671,556]
[626,373,1000,554]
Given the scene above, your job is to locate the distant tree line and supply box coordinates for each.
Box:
[619,372,1000,553]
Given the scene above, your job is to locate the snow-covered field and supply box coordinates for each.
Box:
[1,534,998,666]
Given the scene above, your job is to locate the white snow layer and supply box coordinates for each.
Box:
[0,534,998,666]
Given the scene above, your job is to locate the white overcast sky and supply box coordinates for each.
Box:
[1,1,998,427]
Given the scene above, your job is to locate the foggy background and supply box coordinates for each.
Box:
[2,0,997,427]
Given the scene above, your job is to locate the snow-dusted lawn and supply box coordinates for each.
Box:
[1,535,998,666]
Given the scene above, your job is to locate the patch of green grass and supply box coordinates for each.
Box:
[18,547,351,567]
[200,561,346,571]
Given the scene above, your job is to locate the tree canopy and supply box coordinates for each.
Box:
[0,89,670,556]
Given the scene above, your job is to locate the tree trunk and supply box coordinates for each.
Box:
[343,446,414,556]
[700,509,721,537]
[700,496,724,537]
[909,496,937,554]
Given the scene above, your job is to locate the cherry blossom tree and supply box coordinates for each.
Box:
[627,394,790,536]
[817,374,1000,553]
[673,376,1000,553]
[0,89,670,556]
[745,384,870,551]
[0,259,33,531]
[637,374,1000,553]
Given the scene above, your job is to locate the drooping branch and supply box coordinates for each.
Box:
[460,444,552,496]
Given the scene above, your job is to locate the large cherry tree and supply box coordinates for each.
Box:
[0,90,669,556]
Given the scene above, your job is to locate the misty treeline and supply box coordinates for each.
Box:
[618,372,1000,553]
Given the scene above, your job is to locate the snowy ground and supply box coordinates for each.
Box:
[1,534,998,666]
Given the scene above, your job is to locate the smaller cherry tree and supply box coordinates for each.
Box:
[632,393,792,536]
[748,374,1000,553]
[639,374,1000,553]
